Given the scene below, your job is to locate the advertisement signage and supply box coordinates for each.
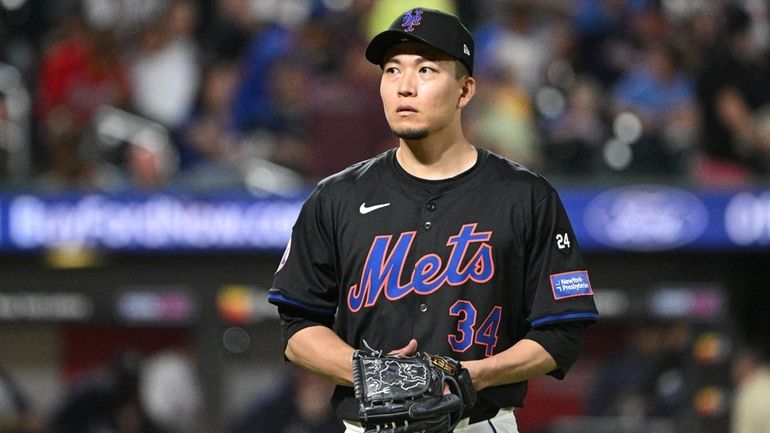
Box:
[0,187,768,252]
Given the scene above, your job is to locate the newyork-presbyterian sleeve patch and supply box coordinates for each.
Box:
[550,270,593,300]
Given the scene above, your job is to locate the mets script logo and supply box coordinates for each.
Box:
[402,9,423,32]
[347,224,495,311]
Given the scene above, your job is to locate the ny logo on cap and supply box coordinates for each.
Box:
[402,9,423,32]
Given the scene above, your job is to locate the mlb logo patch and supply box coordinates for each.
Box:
[550,270,593,300]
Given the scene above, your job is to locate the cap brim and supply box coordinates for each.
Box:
[365,30,437,66]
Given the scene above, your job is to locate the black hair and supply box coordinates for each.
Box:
[455,60,470,80]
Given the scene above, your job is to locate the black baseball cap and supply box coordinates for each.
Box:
[365,8,474,76]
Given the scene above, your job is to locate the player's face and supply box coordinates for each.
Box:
[380,43,472,140]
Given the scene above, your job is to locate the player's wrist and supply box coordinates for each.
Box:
[461,359,488,391]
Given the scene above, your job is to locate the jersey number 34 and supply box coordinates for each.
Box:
[448,301,502,357]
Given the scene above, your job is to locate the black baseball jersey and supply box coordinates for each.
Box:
[269,148,598,420]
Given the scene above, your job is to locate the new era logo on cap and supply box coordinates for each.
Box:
[463,44,470,56]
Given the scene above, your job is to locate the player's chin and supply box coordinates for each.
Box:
[392,127,429,140]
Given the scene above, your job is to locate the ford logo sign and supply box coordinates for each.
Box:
[583,186,708,251]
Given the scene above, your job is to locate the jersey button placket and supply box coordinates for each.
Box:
[413,198,439,342]
[423,201,436,230]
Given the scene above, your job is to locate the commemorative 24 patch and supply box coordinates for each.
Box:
[550,270,593,300]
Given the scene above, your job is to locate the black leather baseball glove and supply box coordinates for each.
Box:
[351,346,477,433]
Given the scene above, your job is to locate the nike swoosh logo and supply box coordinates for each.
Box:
[359,202,391,214]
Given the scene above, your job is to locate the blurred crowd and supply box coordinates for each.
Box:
[0,346,343,433]
[0,0,769,194]
[2,323,769,433]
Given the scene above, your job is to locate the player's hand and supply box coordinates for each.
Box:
[387,338,418,357]
[388,340,453,396]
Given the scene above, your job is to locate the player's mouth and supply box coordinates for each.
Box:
[396,105,418,115]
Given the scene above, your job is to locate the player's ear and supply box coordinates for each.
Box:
[457,75,475,110]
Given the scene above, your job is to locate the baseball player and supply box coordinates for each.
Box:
[269,7,598,433]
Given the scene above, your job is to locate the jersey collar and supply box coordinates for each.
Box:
[382,147,490,200]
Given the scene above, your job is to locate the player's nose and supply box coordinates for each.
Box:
[397,72,418,97]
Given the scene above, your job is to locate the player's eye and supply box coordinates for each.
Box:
[419,66,437,74]
[384,66,399,74]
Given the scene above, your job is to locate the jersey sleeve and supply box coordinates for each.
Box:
[525,321,589,379]
[268,184,339,316]
[525,188,598,328]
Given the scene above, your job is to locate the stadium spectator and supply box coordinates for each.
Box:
[200,0,257,64]
[473,1,558,96]
[695,3,770,186]
[230,20,296,134]
[123,128,179,190]
[541,76,608,174]
[130,0,201,129]
[568,0,630,86]
[731,345,770,433]
[231,367,342,433]
[584,322,691,418]
[139,348,203,433]
[51,351,166,433]
[0,364,43,433]
[0,89,30,181]
[609,41,698,173]
[35,13,132,189]
[466,68,541,169]
[300,35,392,180]
[175,60,248,190]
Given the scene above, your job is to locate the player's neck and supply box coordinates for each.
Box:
[396,136,477,180]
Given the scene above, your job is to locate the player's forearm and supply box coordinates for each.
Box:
[462,339,557,391]
[285,325,356,386]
